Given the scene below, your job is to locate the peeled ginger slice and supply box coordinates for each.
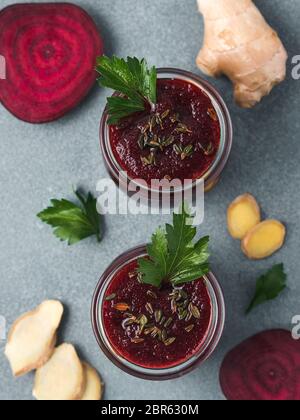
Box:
[80,362,104,401]
[5,300,63,376]
[33,344,84,400]
[227,194,261,239]
[242,220,286,260]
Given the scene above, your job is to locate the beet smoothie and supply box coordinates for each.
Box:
[102,260,212,369]
[108,78,220,184]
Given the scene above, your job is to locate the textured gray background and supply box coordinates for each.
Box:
[0,0,299,401]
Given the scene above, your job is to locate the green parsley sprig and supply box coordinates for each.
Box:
[138,205,210,288]
[96,56,157,125]
[37,190,101,246]
[246,264,287,314]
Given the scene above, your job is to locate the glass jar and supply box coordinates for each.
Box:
[91,245,225,381]
[99,68,233,196]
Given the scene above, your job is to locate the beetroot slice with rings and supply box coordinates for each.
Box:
[220,330,300,400]
[0,3,104,123]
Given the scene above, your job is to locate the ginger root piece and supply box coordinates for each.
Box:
[196,0,288,108]
[227,194,261,239]
[33,344,85,401]
[80,362,104,401]
[5,300,63,377]
[242,220,286,260]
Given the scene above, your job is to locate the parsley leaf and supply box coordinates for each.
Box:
[96,56,157,125]
[37,191,101,246]
[246,264,287,314]
[138,229,168,288]
[138,205,210,288]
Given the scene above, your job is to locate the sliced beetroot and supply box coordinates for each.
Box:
[220,330,300,400]
[0,3,104,123]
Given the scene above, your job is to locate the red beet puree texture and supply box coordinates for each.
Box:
[109,78,220,184]
[102,261,212,369]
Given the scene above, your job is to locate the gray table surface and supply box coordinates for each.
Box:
[0,0,299,401]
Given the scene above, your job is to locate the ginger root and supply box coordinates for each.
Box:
[33,344,85,401]
[80,362,104,401]
[196,0,288,108]
[5,300,63,377]
[5,300,105,400]
[242,220,286,260]
[227,194,261,239]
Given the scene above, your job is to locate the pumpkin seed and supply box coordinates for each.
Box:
[161,109,170,119]
[170,113,180,123]
[173,143,183,156]
[144,327,155,336]
[131,338,145,344]
[138,314,148,327]
[207,107,218,121]
[141,123,150,134]
[171,299,177,314]
[147,290,157,299]
[149,115,156,132]
[151,327,160,339]
[138,134,146,150]
[155,309,162,323]
[180,290,188,300]
[122,318,136,328]
[185,324,195,333]
[164,337,176,346]
[114,303,131,312]
[175,123,192,134]
[145,302,154,315]
[159,316,166,326]
[164,317,173,328]
[178,309,188,321]
[190,303,201,319]
[204,142,215,156]
[185,311,193,322]
[105,293,116,301]
[181,145,194,161]
[128,271,137,279]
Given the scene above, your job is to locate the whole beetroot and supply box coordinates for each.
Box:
[0,3,104,123]
[220,330,300,400]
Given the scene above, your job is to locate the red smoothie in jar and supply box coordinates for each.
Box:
[109,78,220,184]
[102,260,212,369]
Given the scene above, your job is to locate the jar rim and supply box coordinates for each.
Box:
[99,67,233,193]
[91,245,226,381]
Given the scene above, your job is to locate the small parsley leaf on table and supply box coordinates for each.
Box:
[96,55,157,125]
[138,205,210,288]
[246,264,287,314]
[37,191,101,246]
